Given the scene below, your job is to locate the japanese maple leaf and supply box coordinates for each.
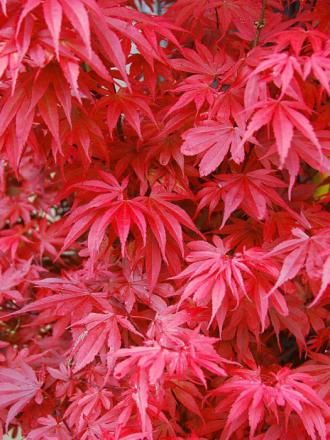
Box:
[31,218,68,261]
[170,41,232,80]
[100,5,165,65]
[0,68,79,166]
[268,295,311,351]
[10,276,113,336]
[13,0,132,83]
[212,366,328,440]
[195,180,223,218]
[174,236,252,328]
[0,260,31,303]
[210,86,246,128]
[251,52,303,95]
[165,0,217,26]
[239,99,322,165]
[303,51,330,95]
[306,326,330,354]
[0,83,32,170]
[145,307,191,342]
[59,105,106,163]
[146,129,184,172]
[212,0,259,40]
[47,363,77,400]
[60,172,139,260]
[62,172,200,275]
[312,0,330,33]
[168,0,259,40]
[242,248,289,333]
[170,380,204,419]
[274,28,328,57]
[76,395,147,440]
[0,8,35,93]
[0,362,43,429]
[264,131,330,197]
[80,370,159,440]
[317,255,330,307]
[181,121,254,176]
[176,240,287,335]
[0,194,33,228]
[298,352,330,399]
[215,169,297,228]
[0,2,113,100]
[26,416,71,440]
[137,191,201,259]
[220,218,263,250]
[110,259,175,313]
[16,0,94,57]
[114,330,227,387]
[220,301,262,368]
[0,226,31,260]
[267,227,330,304]
[129,53,173,99]
[98,90,156,139]
[64,387,113,432]
[165,77,218,116]
[70,312,141,372]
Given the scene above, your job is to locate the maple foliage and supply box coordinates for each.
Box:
[0,0,329,439]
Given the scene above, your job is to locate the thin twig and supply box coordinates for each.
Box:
[116,115,125,141]
[252,0,267,47]
[215,8,220,29]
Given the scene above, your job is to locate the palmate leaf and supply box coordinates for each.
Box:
[61,171,200,287]
[70,312,141,372]
[212,367,328,440]
[181,121,249,176]
[26,415,71,440]
[0,363,43,430]
[267,227,330,304]
[263,131,330,197]
[175,238,288,335]
[213,169,300,228]
[167,0,259,39]
[114,329,228,388]
[169,41,232,79]
[2,0,170,89]
[174,237,251,326]
[239,99,322,166]
[97,91,156,140]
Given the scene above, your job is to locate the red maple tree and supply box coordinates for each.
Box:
[0,0,329,439]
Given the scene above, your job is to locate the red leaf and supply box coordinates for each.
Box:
[43,0,62,58]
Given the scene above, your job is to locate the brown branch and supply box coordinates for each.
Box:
[252,0,267,47]
[116,115,125,142]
